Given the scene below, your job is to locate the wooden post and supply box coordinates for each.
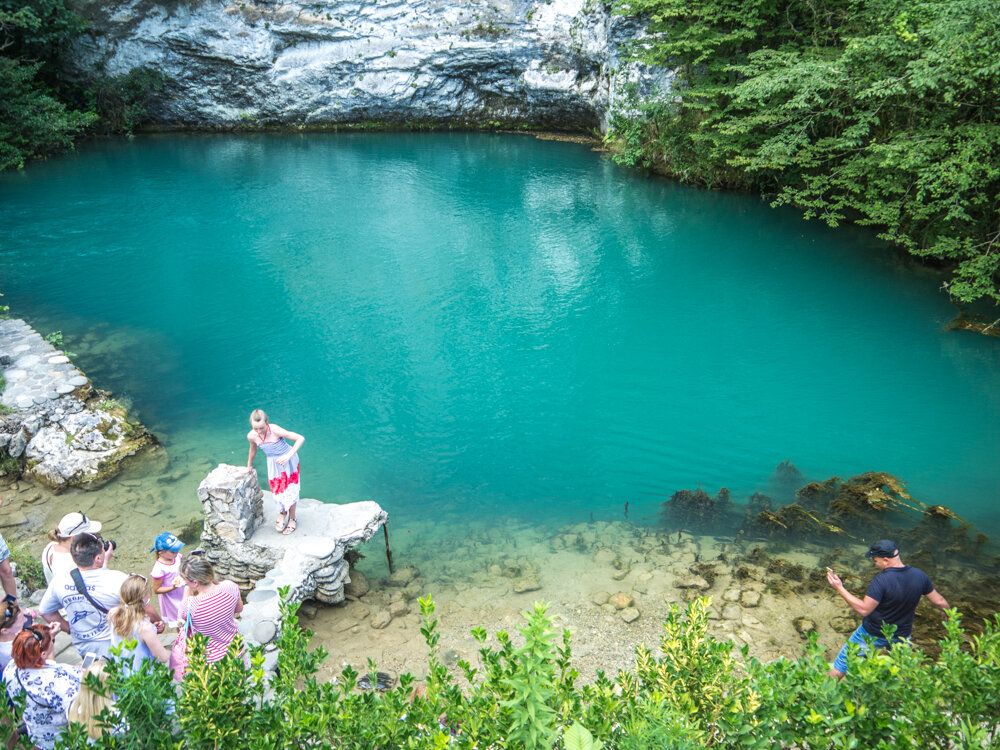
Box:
[383,523,395,574]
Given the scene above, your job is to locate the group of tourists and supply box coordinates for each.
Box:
[0,408,301,748]
[1,515,244,748]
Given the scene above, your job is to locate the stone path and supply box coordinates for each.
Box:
[0,319,89,410]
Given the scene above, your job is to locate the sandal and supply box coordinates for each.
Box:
[282,518,297,535]
[275,512,287,532]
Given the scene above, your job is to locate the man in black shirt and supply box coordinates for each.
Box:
[826,539,949,679]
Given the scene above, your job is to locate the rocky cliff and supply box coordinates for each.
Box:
[66,0,671,130]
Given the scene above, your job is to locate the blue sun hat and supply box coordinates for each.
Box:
[150,533,184,553]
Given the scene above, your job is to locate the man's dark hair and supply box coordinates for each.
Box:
[70,532,105,567]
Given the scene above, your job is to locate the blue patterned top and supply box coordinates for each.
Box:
[3,660,82,750]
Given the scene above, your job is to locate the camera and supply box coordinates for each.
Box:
[104,539,117,552]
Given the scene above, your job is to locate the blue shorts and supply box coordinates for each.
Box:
[0,533,8,564]
[833,624,905,674]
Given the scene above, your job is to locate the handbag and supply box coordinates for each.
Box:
[169,601,194,681]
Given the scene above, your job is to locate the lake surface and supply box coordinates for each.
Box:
[2,133,999,537]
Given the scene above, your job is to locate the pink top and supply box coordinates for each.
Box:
[183,581,241,663]
[151,553,184,624]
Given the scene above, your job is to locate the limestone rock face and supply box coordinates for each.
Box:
[64,0,673,130]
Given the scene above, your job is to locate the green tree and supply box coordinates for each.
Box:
[611,0,1000,305]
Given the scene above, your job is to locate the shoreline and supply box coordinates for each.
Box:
[3,469,997,685]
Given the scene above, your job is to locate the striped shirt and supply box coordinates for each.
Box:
[184,581,241,662]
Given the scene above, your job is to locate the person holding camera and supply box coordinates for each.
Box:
[38,533,164,659]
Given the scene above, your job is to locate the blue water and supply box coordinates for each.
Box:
[2,133,999,533]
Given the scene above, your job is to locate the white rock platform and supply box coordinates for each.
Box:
[196,464,387,662]
[0,318,154,488]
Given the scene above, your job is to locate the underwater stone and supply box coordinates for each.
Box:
[512,577,541,594]
[344,569,370,598]
[740,590,761,607]
[675,575,710,591]
[590,591,610,606]
[387,566,418,587]
[594,548,616,565]
[370,610,392,629]
[793,617,815,636]
[609,592,633,610]
[619,607,640,623]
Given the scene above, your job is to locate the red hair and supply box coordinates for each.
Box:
[11,626,51,669]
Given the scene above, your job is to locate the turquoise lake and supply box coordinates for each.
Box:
[2,133,999,536]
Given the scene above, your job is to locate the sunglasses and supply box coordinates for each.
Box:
[62,511,90,537]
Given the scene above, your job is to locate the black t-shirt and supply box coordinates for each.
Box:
[861,565,933,639]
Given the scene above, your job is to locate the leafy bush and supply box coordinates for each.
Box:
[610,0,1000,305]
[0,593,995,748]
[8,544,45,591]
[89,66,166,136]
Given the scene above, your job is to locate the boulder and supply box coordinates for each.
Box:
[793,617,816,636]
[344,569,370,598]
[740,590,761,607]
[590,591,610,606]
[512,577,541,594]
[370,610,393,629]
[675,575,710,591]
[609,592,633,610]
[387,566,418,587]
[619,607,640,623]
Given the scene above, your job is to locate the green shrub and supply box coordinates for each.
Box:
[0,593,993,748]
[88,66,166,136]
[9,543,45,591]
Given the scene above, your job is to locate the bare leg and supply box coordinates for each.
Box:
[0,559,15,600]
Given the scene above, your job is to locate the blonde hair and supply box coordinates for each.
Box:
[67,661,114,741]
[108,575,148,639]
[249,409,268,426]
[180,555,217,587]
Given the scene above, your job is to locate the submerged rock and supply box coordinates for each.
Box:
[619,607,640,623]
[609,592,633,610]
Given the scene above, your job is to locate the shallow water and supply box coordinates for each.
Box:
[2,133,999,542]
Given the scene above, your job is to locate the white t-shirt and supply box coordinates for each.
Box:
[39,568,128,657]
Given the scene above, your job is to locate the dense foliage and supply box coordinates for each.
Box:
[0,0,163,169]
[610,0,1000,305]
[2,593,997,748]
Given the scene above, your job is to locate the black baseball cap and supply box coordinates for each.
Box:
[865,540,899,559]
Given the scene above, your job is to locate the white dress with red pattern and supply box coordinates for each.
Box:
[257,436,300,512]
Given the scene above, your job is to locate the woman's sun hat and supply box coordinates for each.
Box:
[56,511,102,539]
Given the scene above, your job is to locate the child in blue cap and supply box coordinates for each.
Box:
[149,533,185,628]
